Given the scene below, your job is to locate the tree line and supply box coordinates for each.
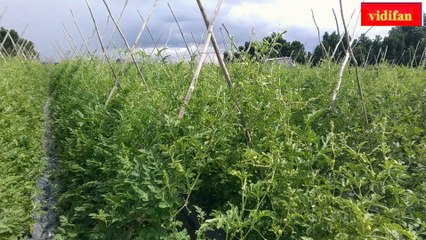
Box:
[225,17,426,67]
[310,26,426,66]
[2,20,425,66]
[0,27,38,59]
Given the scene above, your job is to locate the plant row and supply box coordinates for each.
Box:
[0,59,49,239]
[50,59,425,239]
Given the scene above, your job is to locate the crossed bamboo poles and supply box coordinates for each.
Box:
[6,0,426,130]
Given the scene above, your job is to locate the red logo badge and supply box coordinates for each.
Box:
[361,2,423,26]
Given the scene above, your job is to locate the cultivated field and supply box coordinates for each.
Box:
[0,59,49,239]
[1,57,424,239]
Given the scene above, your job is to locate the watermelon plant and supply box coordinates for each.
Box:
[0,55,424,239]
[48,58,425,239]
[0,58,49,239]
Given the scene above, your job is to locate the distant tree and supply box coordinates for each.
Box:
[424,13,426,26]
[382,25,426,66]
[262,32,307,63]
[383,27,406,64]
[310,22,426,67]
[310,45,324,65]
[371,35,383,62]
[289,40,306,63]
[224,32,307,64]
[0,27,19,55]
[353,33,374,65]
[0,27,39,59]
[310,31,346,65]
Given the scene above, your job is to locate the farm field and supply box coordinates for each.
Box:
[1,57,425,239]
[0,59,49,239]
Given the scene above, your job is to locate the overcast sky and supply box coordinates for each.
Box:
[0,0,424,60]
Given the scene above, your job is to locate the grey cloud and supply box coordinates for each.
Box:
[0,0,318,60]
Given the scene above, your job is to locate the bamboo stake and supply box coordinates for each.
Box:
[411,40,421,67]
[312,9,329,58]
[330,51,349,108]
[19,24,28,40]
[375,47,382,65]
[100,15,111,45]
[175,49,184,62]
[178,6,218,119]
[331,9,358,61]
[330,7,361,105]
[102,0,149,90]
[219,27,230,53]
[105,0,129,50]
[382,45,388,63]
[196,0,233,88]
[136,15,166,62]
[221,23,240,61]
[293,48,303,63]
[16,27,30,58]
[70,9,90,55]
[331,8,345,60]
[54,52,62,62]
[134,16,172,79]
[196,0,252,144]
[222,23,239,51]
[136,11,160,54]
[62,22,82,56]
[132,0,158,49]
[62,32,77,58]
[7,31,26,60]
[167,2,192,59]
[0,23,6,60]
[2,29,16,57]
[86,28,97,54]
[332,8,341,36]
[55,40,67,60]
[16,24,32,60]
[190,32,201,57]
[85,0,121,105]
[15,38,31,59]
[397,50,406,65]
[338,0,369,128]
[165,25,173,48]
[17,39,31,59]
[266,30,286,59]
[0,29,11,57]
[331,8,362,59]
[364,45,372,67]
[419,46,426,67]
[17,24,36,60]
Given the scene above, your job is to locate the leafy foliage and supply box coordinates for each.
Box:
[311,24,426,66]
[49,58,425,239]
[225,32,306,64]
[0,27,39,59]
[233,23,426,67]
[0,59,48,239]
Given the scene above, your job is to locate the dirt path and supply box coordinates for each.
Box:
[31,98,58,240]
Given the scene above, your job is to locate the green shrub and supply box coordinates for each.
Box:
[50,59,425,239]
[0,59,48,239]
